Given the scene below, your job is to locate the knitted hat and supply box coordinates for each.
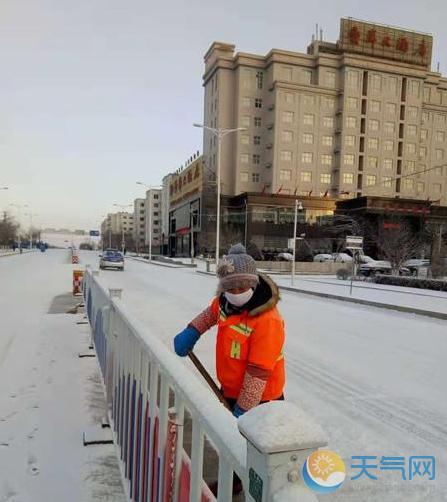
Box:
[216,243,259,293]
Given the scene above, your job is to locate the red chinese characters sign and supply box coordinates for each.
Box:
[340,19,432,68]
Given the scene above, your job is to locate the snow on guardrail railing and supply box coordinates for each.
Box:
[82,267,328,502]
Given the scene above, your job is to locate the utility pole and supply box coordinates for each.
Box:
[291,199,304,286]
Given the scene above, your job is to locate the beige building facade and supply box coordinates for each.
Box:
[133,198,146,249]
[202,18,447,205]
[144,188,162,248]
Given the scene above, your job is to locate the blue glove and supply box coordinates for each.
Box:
[174,326,200,357]
[232,404,246,418]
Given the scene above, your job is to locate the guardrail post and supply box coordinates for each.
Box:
[238,401,328,502]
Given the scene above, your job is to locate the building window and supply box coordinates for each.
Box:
[253,154,261,164]
[282,111,294,123]
[368,156,378,168]
[240,153,249,164]
[433,183,442,194]
[303,133,314,144]
[410,80,420,97]
[386,103,397,115]
[282,130,293,142]
[420,129,428,141]
[242,116,250,127]
[383,159,393,170]
[435,166,443,176]
[153,194,159,199]
[240,172,249,182]
[417,182,425,194]
[254,135,261,145]
[301,171,312,182]
[323,116,334,128]
[254,117,262,127]
[407,125,417,136]
[436,131,445,142]
[303,114,314,126]
[422,111,429,123]
[256,71,263,89]
[303,95,315,106]
[406,161,416,173]
[320,173,331,184]
[153,203,159,208]
[371,74,381,91]
[280,169,291,181]
[255,98,262,108]
[284,92,294,104]
[370,100,381,113]
[301,152,313,164]
[242,97,251,107]
[389,77,398,94]
[384,140,393,151]
[346,116,357,128]
[252,173,260,182]
[436,149,444,160]
[408,106,418,120]
[241,135,249,145]
[385,122,395,134]
[366,174,377,186]
[344,154,355,165]
[321,154,332,165]
[369,120,380,132]
[406,143,416,155]
[322,135,333,147]
[420,146,427,158]
[383,177,393,188]
[280,150,292,161]
[300,69,312,84]
[343,173,354,184]
[347,70,359,88]
[347,97,358,110]
[325,71,336,87]
[345,135,355,147]
[404,178,415,190]
[368,138,379,150]
[322,97,335,109]
[423,86,430,102]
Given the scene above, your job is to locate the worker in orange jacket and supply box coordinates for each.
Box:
[174,243,285,417]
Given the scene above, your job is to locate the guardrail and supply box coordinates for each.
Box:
[83,267,327,502]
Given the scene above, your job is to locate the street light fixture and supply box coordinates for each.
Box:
[136,182,162,261]
[113,203,133,254]
[193,123,246,264]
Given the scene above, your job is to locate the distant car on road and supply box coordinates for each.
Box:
[99,249,124,271]
[313,253,334,263]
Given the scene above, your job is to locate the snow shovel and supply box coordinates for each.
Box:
[188,351,231,410]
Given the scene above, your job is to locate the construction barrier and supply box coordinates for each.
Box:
[83,268,327,502]
[73,269,84,296]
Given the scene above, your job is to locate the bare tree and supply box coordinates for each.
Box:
[375,220,423,275]
[0,211,18,246]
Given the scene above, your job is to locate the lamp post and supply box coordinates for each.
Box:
[24,212,38,249]
[193,123,246,264]
[291,199,304,286]
[136,182,161,261]
[10,203,28,250]
[113,203,132,254]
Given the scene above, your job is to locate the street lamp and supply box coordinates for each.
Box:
[291,200,304,286]
[136,182,161,261]
[24,212,38,249]
[113,203,132,254]
[193,123,246,264]
[10,203,28,249]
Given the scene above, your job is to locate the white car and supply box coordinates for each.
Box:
[332,253,353,263]
[313,253,334,262]
[99,249,125,270]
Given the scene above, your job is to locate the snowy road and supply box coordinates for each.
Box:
[84,251,447,501]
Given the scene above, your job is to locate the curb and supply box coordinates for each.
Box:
[196,269,447,321]
[128,256,197,269]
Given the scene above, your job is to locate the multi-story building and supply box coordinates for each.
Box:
[133,198,146,252]
[145,188,162,253]
[161,173,174,254]
[100,212,133,249]
[202,18,447,206]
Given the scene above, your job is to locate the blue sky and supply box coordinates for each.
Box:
[1,0,446,229]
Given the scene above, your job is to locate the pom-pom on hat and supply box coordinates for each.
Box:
[217,243,259,293]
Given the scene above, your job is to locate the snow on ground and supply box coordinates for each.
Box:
[81,250,447,501]
[0,251,125,502]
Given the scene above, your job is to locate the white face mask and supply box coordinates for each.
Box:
[224,288,254,307]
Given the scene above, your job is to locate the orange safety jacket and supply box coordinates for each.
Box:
[208,276,285,400]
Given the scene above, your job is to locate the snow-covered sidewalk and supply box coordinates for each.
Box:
[0,251,125,502]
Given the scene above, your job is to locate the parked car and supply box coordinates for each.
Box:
[403,259,430,276]
[359,260,410,277]
[313,253,334,263]
[99,249,124,270]
[332,253,353,263]
[277,252,294,262]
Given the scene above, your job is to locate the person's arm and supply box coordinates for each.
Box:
[233,316,284,417]
[188,298,219,334]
